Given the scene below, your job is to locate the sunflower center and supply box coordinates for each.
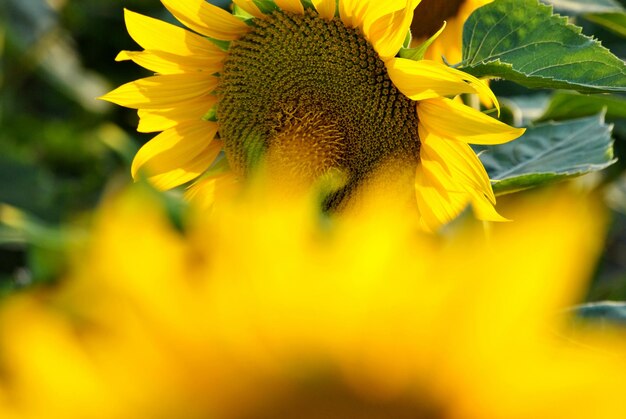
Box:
[217,9,420,206]
[411,0,466,39]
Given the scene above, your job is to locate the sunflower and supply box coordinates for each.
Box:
[0,185,625,419]
[411,0,493,64]
[100,0,523,231]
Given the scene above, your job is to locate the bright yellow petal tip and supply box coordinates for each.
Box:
[387,57,498,110]
[418,98,525,145]
[161,0,250,41]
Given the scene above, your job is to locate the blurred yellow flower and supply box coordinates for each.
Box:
[100,0,523,231]
[0,183,624,418]
[412,0,492,64]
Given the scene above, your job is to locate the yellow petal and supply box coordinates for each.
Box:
[147,141,223,190]
[185,172,239,209]
[468,188,509,222]
[116,50,225,75]
[274,0,304,14]
[365,0,421,60]
[312,0,336,20]
[131,121,220,190]
[415,161,470,232]
[418,98,525,145]
[123,9,220,56]
[99,73,218,109]
[361,0,406,30]
[137,95,218,133]
[387,57,497,108]
[338,0,369,28]
[232,0,265,18]
[419,125,495,203]
[161,0,249,41]
[415,123,506,230]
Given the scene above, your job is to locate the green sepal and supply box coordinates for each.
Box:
[207,37,231,51]
[402,29,412,49]
[301,0,316,11]
[233,4,257,21]
[399,22,446,61]
[253,0,279,14]
[203,103,219,122]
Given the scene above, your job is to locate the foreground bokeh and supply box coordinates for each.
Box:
[0,182,624,418]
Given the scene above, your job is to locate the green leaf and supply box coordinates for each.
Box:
[572,302,626,325]
[203,103,219,122]
[544,0,626,39]
[542,0,625,14]
[606,171,626,214]
[460,0,626,93]
[476,113,616,195]
[539,91,626,121]
[584,13,626,37]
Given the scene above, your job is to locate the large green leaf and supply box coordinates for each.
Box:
[476,113,616,195]
[460,0,626,93]
[584,13,626,37]
[543,0,626,38]
[542,0,624,14]
[572,302,626,325]
[539,92,626,121]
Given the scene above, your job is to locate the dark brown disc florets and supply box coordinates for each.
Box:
[217,9,420,207]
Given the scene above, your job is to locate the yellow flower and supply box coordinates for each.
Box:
[0,184,624,418]
[100,0,523,231]
[412,0,493,64]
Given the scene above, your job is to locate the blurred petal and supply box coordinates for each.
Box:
[185,172,240,209]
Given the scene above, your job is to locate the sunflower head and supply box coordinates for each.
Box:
[100,0,524,231]
[218,8,421,207]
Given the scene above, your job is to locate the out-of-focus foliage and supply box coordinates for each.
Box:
[0,0,164,287]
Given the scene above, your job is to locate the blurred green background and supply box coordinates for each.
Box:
[0,0,625,299]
